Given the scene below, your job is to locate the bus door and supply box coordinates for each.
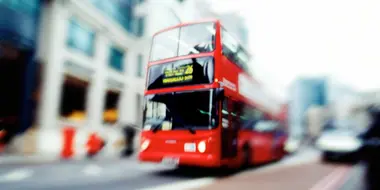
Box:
[221,97,238,159]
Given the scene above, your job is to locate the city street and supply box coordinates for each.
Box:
[0,149,365,190]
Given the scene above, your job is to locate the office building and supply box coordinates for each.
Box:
[288,77,327,138]
[0,0,147,137]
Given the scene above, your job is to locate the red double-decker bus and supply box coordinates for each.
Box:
[138,19,287,169]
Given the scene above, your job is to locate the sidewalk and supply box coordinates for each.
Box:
[0,151,140,165]
[0,154,58,165]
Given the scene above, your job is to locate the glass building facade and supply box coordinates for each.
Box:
[109,46,125,72]
[0,0,42,49]
[88,0,145,37]
[0,0,43,134]
[66,18,96,56]
[288,77,327,138]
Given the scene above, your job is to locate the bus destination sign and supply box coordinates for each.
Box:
[162,64,193,84]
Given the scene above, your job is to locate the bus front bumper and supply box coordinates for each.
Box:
[138,152,220,168]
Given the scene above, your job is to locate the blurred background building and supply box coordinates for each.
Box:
[287,76,372,142]
[0,0,151,155]
[217,13,249,47]
[288,77,327,140]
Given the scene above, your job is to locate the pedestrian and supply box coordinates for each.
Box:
[121,124,136,157]
[360,105,380,190]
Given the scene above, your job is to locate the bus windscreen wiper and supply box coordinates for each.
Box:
[186,126,196,134]
[166,107,196,135]
[152,123,160,133]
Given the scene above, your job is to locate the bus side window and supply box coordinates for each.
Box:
[221,29,238,64]
[248,107,264,131]
[221,28,250,72]
[236,48,249,71]
[222,98,229,128]
[240,105,251,130]
[231,101,242,129]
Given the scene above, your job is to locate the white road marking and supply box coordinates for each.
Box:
[82,164,103,176]
[0,169,34,182]
[308,166,351,190]
[309,168,342,190]
[138,177,215,190]
[321,167,351,190]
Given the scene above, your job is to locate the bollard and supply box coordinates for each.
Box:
[86,133,104,158]
[0,130,5,153]
[61,127,76,159]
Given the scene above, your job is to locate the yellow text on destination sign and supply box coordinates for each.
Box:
[164,64,193,78]
[163,75,193,84]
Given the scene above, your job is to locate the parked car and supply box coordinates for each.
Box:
[316,120,362,162]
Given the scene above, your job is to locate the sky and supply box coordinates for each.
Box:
[209,0,380,100]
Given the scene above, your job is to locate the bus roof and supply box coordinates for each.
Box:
[151,18,252,61]
[153,18,220,37]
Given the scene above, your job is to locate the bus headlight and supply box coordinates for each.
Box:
[198,141,206,153]
[141,139,150,151]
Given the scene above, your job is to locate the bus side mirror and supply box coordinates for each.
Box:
[216,88,224,99]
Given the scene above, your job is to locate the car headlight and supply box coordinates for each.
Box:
[198,141,206,153]
[141,139,150,151]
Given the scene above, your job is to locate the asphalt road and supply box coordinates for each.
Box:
[0,149,365,190]
[0,158,186,190]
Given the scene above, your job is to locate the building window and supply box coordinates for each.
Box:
[136,54,144,77]
[103,89,120,124]
[89,0,134,33]
[0,0,40,16]
[67,18,95,56]
[59,75,89,122]
[135,17,145,37]
[109,46,125,72]
[136,0,144,4]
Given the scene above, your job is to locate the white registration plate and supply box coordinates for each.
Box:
[161,157,179,166]
[184,143,196,152]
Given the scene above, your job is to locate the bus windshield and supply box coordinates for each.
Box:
[143,89,218,131]
[149,22,216,62]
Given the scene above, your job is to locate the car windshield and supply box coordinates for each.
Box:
[149,22,216,62]
[143,89,218,131]
[323,119,360,135]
